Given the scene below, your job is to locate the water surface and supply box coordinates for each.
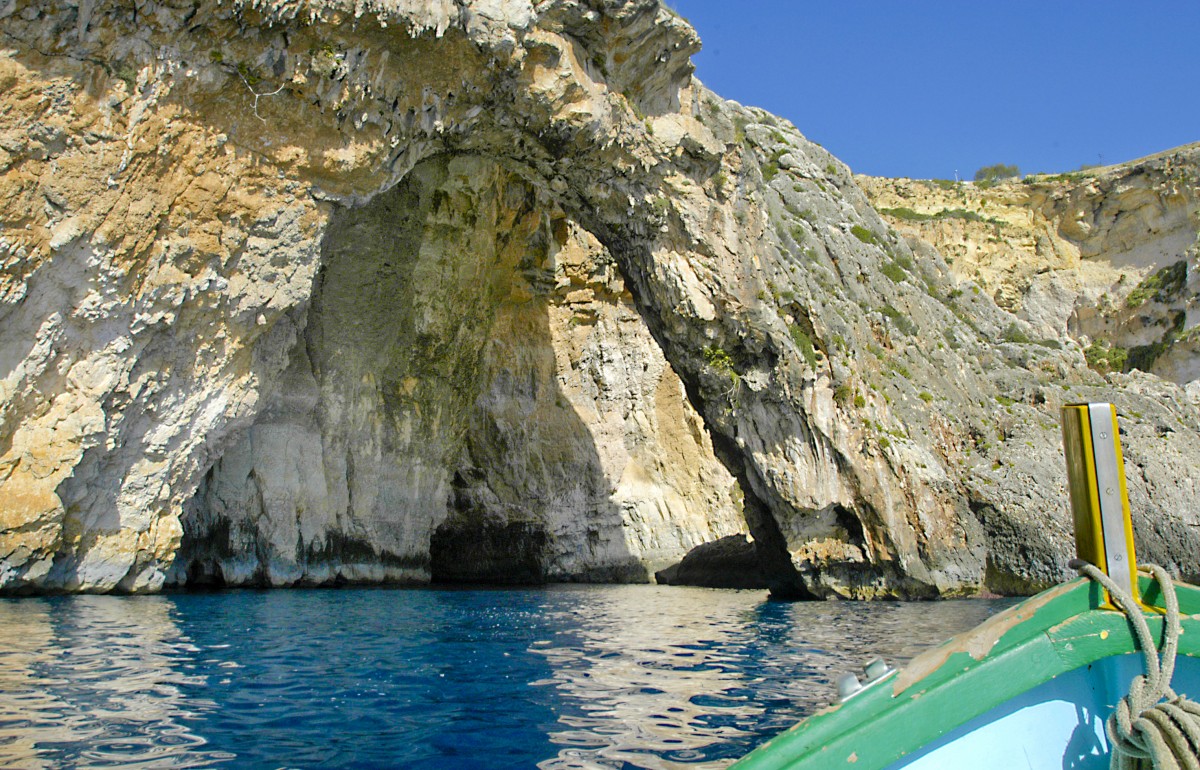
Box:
[0,585,1010,769]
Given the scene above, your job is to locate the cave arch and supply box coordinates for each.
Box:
[172,154,744,587]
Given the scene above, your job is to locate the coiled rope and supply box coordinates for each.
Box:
[1072,561,1200,770]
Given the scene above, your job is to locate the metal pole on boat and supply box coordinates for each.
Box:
[1061,402,1140,607]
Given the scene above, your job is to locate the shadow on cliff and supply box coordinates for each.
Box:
[174,155,642,587]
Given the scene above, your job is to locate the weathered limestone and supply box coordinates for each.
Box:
[1,0,1198,598]
[858,146,1200,390]
[174,155,745,586]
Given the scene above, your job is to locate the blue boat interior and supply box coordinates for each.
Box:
[888,653,1200,770]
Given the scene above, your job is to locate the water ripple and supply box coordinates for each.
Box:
[0,586,1008,769]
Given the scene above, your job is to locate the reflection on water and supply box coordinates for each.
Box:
[0,586,1010,769]
[529,587,1007,769]
[0,596,229,769]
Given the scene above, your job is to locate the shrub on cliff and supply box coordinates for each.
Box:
[1125,260,1188,308]
[1084,340,1128,374]
[973,164,1021,186]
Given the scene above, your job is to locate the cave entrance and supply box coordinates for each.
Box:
[176,155,643,586]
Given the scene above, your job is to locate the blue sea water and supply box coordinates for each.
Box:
[0,585,1010,769]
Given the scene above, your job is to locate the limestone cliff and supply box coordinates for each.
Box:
[1,0,1198,598]
[179,155,744,586]
[858,145,1200,394]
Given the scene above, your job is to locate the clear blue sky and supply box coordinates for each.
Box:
[671,1,1200,179]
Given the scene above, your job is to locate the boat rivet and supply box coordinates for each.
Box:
[1100,432,1108,440]
[1105,487,1114,496]
[1114,554,1124,562]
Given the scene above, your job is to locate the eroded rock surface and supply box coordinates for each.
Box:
[858,146,1200,392]
[2,0,1198,597]
[175,155,744,586]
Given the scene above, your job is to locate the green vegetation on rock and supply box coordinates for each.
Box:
[880,261,907,283]
[974,163,1020,185]
[851,225,878,245]
[1127,312,1189,373]
[878,206,1005,227]
[880,304,918,336]
[1000,323,1031,344]
[1125,260,1188,309]
[789,324,819,369]
[1084,340,1128,374]
[878,206,935,222]
[939,208,1005,226]
[704,345,739,383]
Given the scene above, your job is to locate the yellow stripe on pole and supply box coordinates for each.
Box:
[1061,403,1139,607]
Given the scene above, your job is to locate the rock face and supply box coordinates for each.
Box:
[655,534,766,589]
[2,0,1199,598]
[176,155,744,586]
[858,146,1200,393]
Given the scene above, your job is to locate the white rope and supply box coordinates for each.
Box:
[1073,562,1200,770]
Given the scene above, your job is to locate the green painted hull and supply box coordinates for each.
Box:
[731,576,1200,769]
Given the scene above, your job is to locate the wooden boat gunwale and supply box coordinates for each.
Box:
[731,574,1200,769]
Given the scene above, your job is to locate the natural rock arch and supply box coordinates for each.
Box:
[171,154,745,587]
